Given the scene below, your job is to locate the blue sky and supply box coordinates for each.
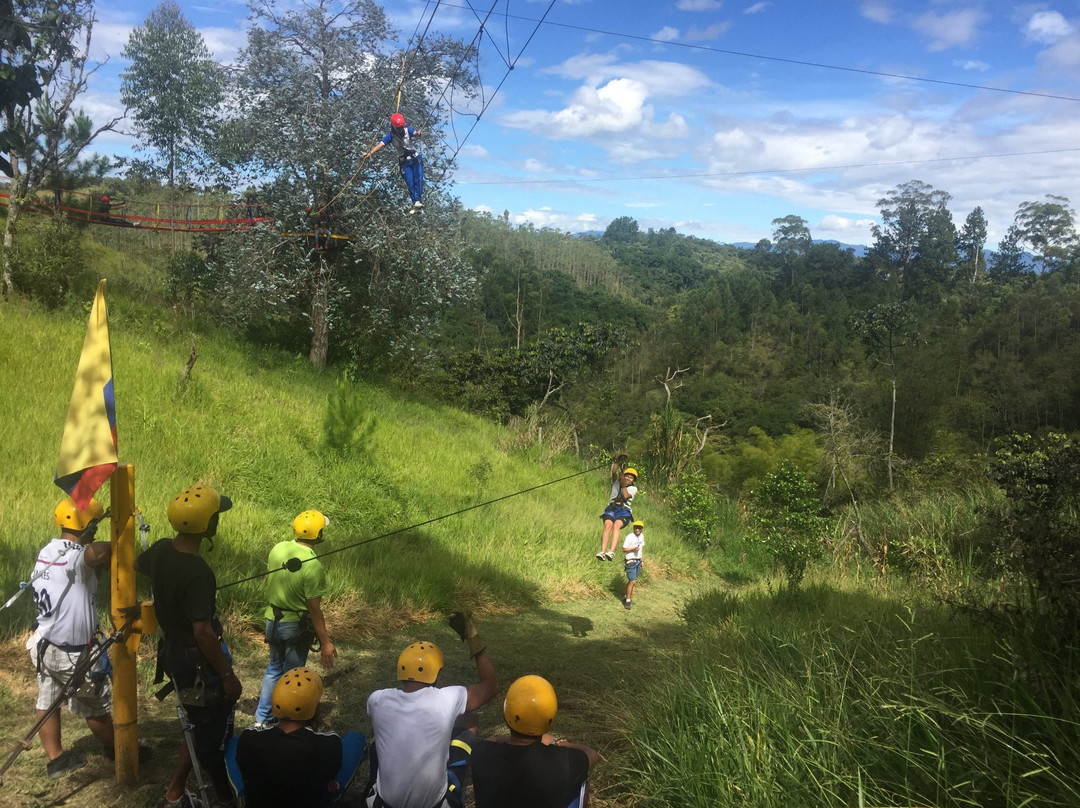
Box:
[83,0,1080,247]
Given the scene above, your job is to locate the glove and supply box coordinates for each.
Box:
[448,611,477,641]
[615,452,629,462]
[449,611,485,658]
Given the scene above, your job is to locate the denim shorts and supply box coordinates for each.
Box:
[601,504,632,526]
[625,560,642,581]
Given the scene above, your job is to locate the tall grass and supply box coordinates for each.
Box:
[0,286,701,638]
[622,582,1080,807]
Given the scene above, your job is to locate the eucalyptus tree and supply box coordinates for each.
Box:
[869,179,953,287]
[1,0,117,299]
[120,1,224,188]
[852,301,921,490]
[216,0,479,368]
[958,206,988,282]
[1010,195,1078,275]
[771,214,811,287]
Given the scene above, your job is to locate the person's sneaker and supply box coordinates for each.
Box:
[155,789,195,808]
[605,552,614,560]
[413,200,424,209]
[595,552,605,560]
[624,598,632,610]
[252,720,277,730]
[46,750,87,779]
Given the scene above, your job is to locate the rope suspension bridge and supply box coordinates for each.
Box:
[0,187,279,234]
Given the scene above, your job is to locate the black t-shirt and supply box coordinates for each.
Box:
[236,726,343,808]
[472,739,590,808]
[135,538,217,644]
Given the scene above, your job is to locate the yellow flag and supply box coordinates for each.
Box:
[55,279,118,508]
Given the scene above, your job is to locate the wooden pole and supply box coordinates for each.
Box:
[109,463,140,785]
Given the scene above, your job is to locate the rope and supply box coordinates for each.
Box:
[443,0,558,166]
[314,1,444,219]
[217,461,606,591]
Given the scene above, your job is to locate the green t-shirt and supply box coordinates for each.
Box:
[263,540,327,622]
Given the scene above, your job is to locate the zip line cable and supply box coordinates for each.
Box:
[315,0,445,218]
[334,0,548,221]
[457,147,1080,187]
[436,2,1080,104]
[443,0,559,166]
[216,461,607,591]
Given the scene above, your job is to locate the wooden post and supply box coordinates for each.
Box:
[109,463,140,785]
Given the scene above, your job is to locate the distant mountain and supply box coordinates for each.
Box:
[729,239,869,257]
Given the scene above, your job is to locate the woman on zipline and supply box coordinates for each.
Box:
[364,113,424,213]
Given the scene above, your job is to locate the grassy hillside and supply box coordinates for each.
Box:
[0,284,703,639]
[0,253,711,808]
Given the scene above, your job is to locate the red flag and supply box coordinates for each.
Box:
[55,279,118,508]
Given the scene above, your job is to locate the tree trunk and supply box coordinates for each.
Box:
[887,371,897,491]
[2,189,26,300]
[309,256,329,369]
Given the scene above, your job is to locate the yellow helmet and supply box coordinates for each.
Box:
[271,666,323,721]
[167,485,232,533]
[397,641,444,684]
[293,510,329,541]
[632,520,644,529]
[54,496,104,530]
[503,675,557,736]
[623,467,638,479]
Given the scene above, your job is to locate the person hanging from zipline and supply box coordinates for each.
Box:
[364,113,425,213]
[596,454,637,561]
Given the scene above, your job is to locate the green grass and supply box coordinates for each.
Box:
[0,286,701,640]
[622,580,1080,808]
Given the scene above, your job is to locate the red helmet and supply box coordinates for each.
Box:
[390,113,406,128]
[101,195,109,202]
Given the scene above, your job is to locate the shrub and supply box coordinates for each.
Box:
[751,460,826,588]
[986,432,1080,640]
[322,373,375,457]
[669,469,715,549]
[8,218,86,308]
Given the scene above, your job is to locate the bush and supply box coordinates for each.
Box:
[986,432,1080,640]
[669,469,715,549]
[750,460,826,588]
[8,218,86,308]
[322,373,375,457]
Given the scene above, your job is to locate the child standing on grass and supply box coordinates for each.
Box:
[622,521,645,610]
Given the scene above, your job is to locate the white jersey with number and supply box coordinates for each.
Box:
[30,538,99,647]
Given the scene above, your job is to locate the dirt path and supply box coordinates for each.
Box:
[0,572,720,808]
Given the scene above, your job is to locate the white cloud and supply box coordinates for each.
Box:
[1025,11,1074,44]
[686,22,733,41]
[744,2,770,13]
[866,115,915,150]
[652,26,680,42]
[199,26,248,64]
[860,1,893,24]
[523,158,555,173]
[546,55,712,98]
[955,59,989,71]
[817,215,876,238]
[457,144,490,159]
[677,0,723,10]
[912,9,986,51]
[1037,32,1080,77]
[510,206,582,231]
[502,55,710,142]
